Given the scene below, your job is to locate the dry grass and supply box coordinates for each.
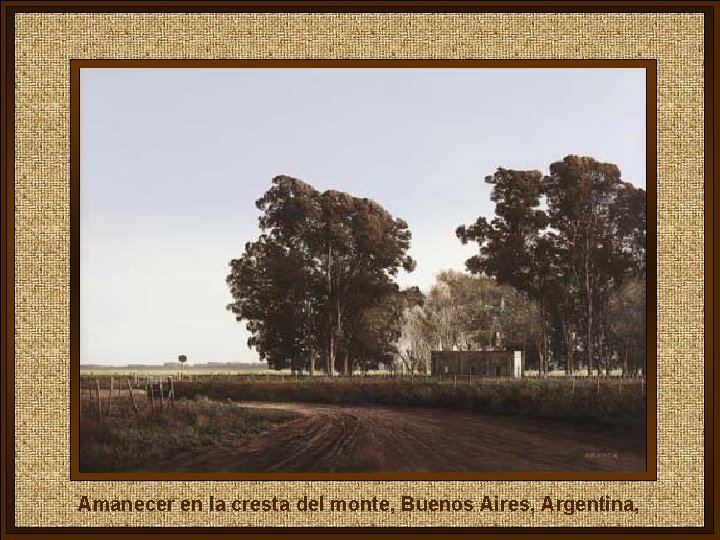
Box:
[171,377,646,430]
[79,398,299,472]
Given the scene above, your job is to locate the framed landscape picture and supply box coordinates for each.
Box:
[75,62,651,481]
[1,2,714,538]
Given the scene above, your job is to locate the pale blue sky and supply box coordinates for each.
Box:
[80,68,646,365]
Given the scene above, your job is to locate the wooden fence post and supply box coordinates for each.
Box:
[126,378,140,416]
[108,377,114,416]
[96,379,102,415]
[165,377,175,411]
[82,379,88,414]
[159,379,165,410]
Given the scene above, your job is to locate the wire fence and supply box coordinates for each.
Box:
[80,376,177,417]
[80,371,646,403]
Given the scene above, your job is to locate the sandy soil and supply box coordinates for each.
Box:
[131,401,646,473]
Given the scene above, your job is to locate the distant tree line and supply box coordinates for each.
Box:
[395,270,539,375]
[228,155,646,378]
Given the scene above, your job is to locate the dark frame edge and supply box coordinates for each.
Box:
[1,2,715,538]
[3,1,16,537]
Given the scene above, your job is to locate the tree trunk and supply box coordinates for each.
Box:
[562,319,568,375]
[326,240,335,377]
[534,332,544,377]
[562,320,574,376]
[605,325,613,378]
[343,349,350,377]
[641,342,646,379]
[309,350,315,377]
[540,295,547,377]
[585,238,593,378]
[336,293,342,375]
[623,337,629,378]
[602,333,609,378]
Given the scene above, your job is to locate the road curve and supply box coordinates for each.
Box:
[143,401,646,473]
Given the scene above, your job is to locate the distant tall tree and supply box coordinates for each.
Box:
[604,182,647,376]
[227,176,415,375]
[456,168,550,373]
[544,156,644,376]
[178,354,187,379]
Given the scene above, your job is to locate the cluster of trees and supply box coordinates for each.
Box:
[226,176,420,376]
[228,155,646,378]
[396,271,539,374]
[456,155,646,376]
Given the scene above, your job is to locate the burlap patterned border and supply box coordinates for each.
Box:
[12,11,704,527]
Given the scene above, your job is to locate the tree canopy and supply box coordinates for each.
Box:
[457,155,646,376]
[227,157,645,379]
[227,176,416,375]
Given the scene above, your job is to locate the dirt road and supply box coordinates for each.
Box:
[136,402,645,473]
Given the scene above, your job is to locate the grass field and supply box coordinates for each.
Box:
[79,397,299,472]
[78,371,646,473]
[79,367,646,463]
[166,376,645,430]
